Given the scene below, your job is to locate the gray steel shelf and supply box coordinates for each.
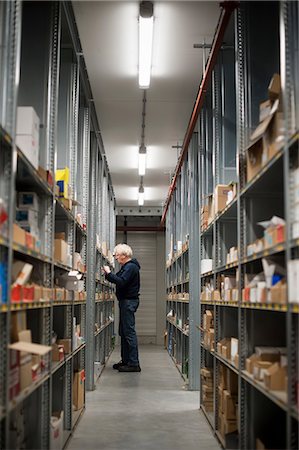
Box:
[242,370,288,414]
[166,297,190,304]
[16,148,53,196]
[13,242,52,263]
[94,319,114,337]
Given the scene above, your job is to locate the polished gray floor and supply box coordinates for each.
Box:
[68,345,220,450]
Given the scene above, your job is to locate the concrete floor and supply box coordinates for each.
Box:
[68,345,220,450]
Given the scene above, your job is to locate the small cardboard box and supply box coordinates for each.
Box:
[214,185,231,215]
[52,344,64,362]
[223,390,237,420]
[227,370,238,395]
[246,355,260,374]
[264,363,287,391]
[73,370,85,410]
[253,361,273,381]
[268,73,281,101]
[57,339,72,354]
[270,282,287,304]
[246,138,266,182]
[54,239,68,265]
[203,310,213,330]
[13,223,26,246]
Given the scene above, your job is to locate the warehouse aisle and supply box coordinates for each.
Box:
[68,345,219,450]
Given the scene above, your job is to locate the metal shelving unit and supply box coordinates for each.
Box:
[0,2,116,448]
[165,1,298,449]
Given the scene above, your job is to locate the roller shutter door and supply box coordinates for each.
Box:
[127,232,157,338]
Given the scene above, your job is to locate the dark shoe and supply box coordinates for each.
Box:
[118,364,141,372]
[113,361,127,370]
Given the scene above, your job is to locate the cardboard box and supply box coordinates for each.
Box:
[57,339,72,354]
[227,370,238,395]
[259,99,272,122]
[203,310,213,330]
[270,282,287,304]
[246,138,266,182]
[223,390,237,420]
[52,343,64,362]
[253,361,273,381]
[54,239,69,265]
[264,363,287,391]
[73,370,85,410]
[12,261,33,286]
[38,166,47,182]
[13,223,26,246]
[11,311,27,342]
[256,438,266,450]
[268,73,281,101]
[214,185,232,215]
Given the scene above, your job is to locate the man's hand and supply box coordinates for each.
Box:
[102,265,111,274]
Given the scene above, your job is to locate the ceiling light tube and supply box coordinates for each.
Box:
[138,145,147,176]
[139,2,154,89]
[138,185,145,206]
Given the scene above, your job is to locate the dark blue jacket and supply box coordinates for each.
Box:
[105,258,140,301]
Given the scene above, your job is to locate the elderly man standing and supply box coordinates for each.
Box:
[103,243,141,372]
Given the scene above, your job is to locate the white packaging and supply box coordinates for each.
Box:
[231,338,239,360]
[12,262,33,286]
[16,106,39,137]
[18,192,39,211]
[250,287,257,303]
[16,135,39,169]
[257,281,266,302]
[201,259,213,274]
[291,222,299,239]
[50,411,64,450]
[291,167,299,186]
[288,259,299,303]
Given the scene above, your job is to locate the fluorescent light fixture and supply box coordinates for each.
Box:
[139,2,154,88]
[138,184,145,206]
[138,145,147,175]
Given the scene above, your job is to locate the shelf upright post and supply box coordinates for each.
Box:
[235,4,250,449]
[280,2,299,448]
[188,134,200,390]
[1,2,22,449]
[86,134,98,390]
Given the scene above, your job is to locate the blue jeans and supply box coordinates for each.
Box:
[119,299,139,366]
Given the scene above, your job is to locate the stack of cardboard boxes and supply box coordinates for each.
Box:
[10,261,50,304]
[246,74,284,183]
[9,311,51,398]
[201,183,237,232]
[217,337,239,367]
[246,346,287,392]
[202,310,214,351]
[14,192,41,253]
[218,365,238,438]
[201,367,213,412]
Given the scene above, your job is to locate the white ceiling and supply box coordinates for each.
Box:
[73,1,220,206]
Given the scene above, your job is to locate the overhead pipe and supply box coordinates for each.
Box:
[117,226,165,232]
[161,1,239,225]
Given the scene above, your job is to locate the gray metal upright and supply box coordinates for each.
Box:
[188,134,200,390]
[86,134,98,391]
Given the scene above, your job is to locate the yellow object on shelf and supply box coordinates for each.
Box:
[56,167,70,199]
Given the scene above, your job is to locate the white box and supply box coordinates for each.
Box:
[292,222,299,239]
[18,192,39,211]
[16,135,39,169]
[50,411,64,450]
[231,338,239,360]
[201,259,213,274]
[288,259,299,303]
[16,106,40,138]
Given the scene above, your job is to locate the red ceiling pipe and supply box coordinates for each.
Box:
[117,226,165,232]
[161,1,239,225]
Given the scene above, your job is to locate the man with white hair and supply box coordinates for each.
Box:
[103,243,141,372]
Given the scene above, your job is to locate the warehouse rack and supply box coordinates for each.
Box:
[0,2,115,449]
[165,1,298,449]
